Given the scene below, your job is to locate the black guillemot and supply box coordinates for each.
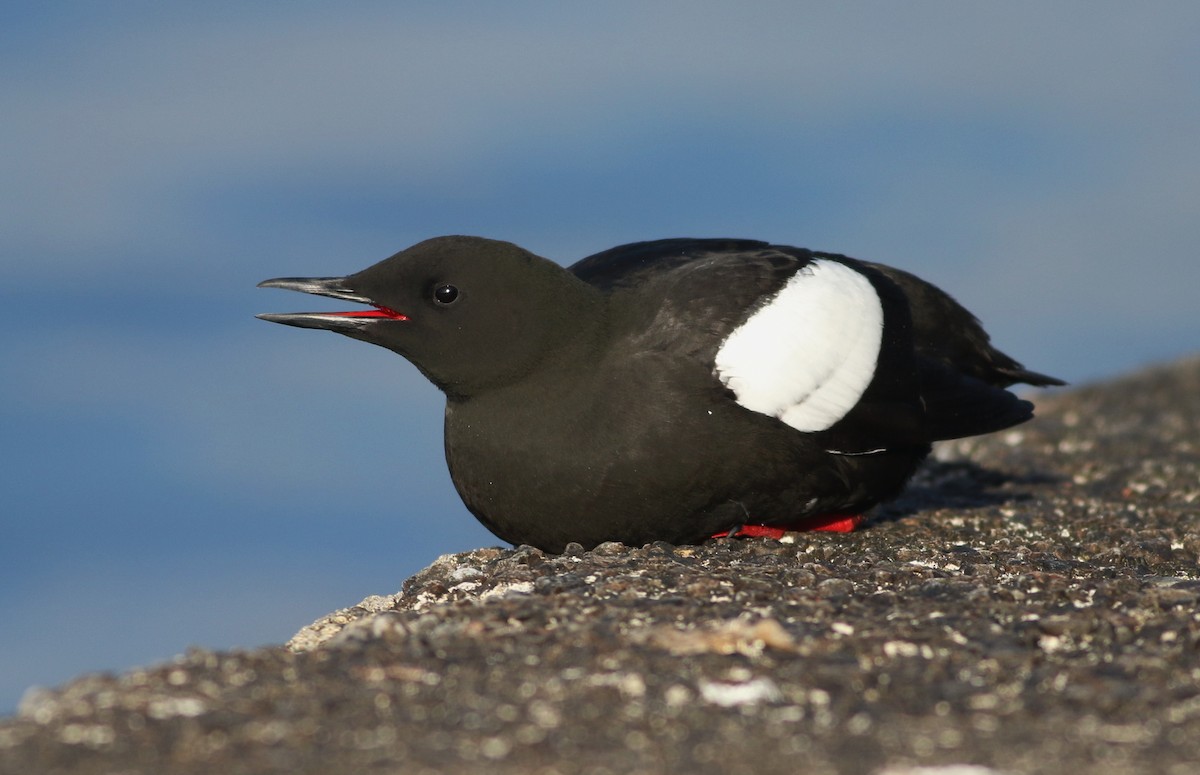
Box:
[258,236,1062,552]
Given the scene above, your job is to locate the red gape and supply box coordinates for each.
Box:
[327,306,408,320]
[711,513,864,539]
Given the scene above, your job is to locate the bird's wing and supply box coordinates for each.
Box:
[569,238,775,292]
[711,257,888,435]
[575,240,1060,450]
[862,262,1065,388]
[573,239,810,360]
[590,243,931,451]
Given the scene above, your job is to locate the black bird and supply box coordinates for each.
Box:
[258,236,1062,552]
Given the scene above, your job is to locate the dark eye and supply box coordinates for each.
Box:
[434,284,459,305]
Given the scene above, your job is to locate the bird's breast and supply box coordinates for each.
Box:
[440,365,775,547]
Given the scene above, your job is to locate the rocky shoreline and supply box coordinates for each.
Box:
[2,356,1198,775]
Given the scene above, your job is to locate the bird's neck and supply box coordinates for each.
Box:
[444,281,609,401]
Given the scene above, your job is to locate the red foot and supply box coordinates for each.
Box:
[711,513,864,539]
[710,524,788,540]
[800,513,865,533]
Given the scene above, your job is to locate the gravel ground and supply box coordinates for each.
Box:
[2,356,1197,775]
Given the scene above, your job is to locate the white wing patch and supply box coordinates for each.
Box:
[713,259,883,433]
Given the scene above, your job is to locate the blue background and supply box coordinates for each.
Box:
[3,3,1198,713]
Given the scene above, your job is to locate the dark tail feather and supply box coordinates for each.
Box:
[863,261,1065,390]
[993,365,1067,388]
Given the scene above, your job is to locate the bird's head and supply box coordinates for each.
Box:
[258,236,602,397]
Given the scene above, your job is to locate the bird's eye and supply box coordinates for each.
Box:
[434,284,459,305]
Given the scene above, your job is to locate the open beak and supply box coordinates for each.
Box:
[256,276,408,332]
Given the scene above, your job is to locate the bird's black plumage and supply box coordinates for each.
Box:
[258,236,1062,552]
